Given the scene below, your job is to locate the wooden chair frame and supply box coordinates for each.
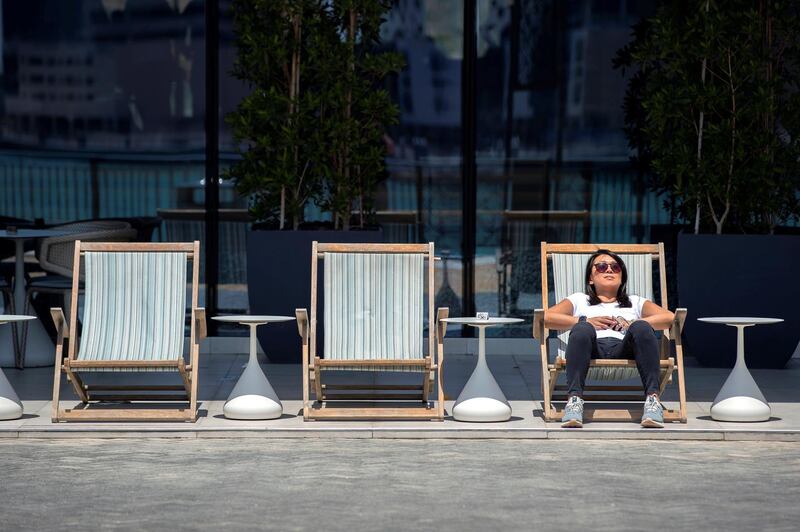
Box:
[296,242,447,421]
[51,241,206,422]
[532,242,688,423]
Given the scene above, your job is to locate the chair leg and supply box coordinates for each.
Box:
[1,290,21,368]
[313,358,323,401]
[657,364,673,396]
[541,346,558,421]
[303,370,311,419]
[675,346,688,423]
[52,347,63,422]
[436,371,444,420]
[19,287,36,369]
[178,365,192,396]
[62,366,89,403]
[62,290,72,338]
[541,373,551,420]
[422,369,431,404]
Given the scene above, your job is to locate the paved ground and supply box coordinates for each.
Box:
[1,438,798,531]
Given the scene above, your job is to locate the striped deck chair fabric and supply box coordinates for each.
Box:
[324,252,424,371]
[552,253,653,380]
[76,251,187,371]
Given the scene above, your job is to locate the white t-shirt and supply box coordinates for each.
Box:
[566,292,647,340]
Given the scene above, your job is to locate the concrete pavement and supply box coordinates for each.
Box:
[1,438,798,531]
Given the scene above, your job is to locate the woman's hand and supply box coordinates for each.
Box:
[613,316,631,332]
[587,316,616,330]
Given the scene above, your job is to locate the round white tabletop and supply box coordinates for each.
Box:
[698,317,783,326]
[442,317,523,326]
[444,316,523,422]
[698,316,783,422]
[212,315,296,325]
[0,315,37,325]
[211,315,295,420]
[0,316,35,420]
[0,229,73,240]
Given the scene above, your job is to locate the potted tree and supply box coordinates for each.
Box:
[225,0,402,362]
[616,0,800,367]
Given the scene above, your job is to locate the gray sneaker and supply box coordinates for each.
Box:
[641,394,664,428]
[561,396,584,428]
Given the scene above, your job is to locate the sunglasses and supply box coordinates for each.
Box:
[593,261,621,274]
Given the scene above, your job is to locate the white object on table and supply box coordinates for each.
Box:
[211,315,295,420]
[0,315,36,420]
[0,229,71,368]
[442,317,523,422]
[698,317,783,422]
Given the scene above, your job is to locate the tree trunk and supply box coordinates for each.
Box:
[694,0,710,235]
[708,48,736,235]
[280,186,286,229]
[288,12,302,230]
[341,9,356,233]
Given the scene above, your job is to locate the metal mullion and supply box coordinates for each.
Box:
[205,0,220,334]
[461,0,477,333]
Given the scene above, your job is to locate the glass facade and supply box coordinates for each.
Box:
[1,0,675,336]
[470,0,670,335]
[380,0,465,327]
[0,0,214,309]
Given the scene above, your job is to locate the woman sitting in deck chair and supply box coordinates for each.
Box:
[544,249,674,428]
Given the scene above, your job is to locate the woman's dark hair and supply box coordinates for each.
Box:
[584,249,631,307]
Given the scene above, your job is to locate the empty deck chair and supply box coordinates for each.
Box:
[51,241,206,422]
[533,242,687,423]
[296,242,447,420]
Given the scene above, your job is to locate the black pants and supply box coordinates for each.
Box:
[565,320,661,397]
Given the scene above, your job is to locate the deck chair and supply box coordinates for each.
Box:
[296,242,447,420]
[533,242,688,423]
[50,241,206,422]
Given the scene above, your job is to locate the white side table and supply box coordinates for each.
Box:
[442,317,523,422]
[212,315,295,420]
[0,315,36,420]
[698,317,783,422]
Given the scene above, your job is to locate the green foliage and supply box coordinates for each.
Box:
[224,0,402,229]
[615,0,800,234]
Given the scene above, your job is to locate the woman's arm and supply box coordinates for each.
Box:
[544,298,615,331]
[639,300,675,330]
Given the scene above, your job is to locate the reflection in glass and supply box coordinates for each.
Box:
[0,0,228,312]
[474,0,670,335]
[380,0,465,329]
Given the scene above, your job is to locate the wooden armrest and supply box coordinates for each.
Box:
[665,308,687,343]
[436,307,449,343]
[532,309,545,341]
[50,307,68,340]
[674,308,687,332]
[296,308,309,344]
[193,308,207,342]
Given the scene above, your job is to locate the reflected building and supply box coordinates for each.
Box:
[563,0,650,161]
[1,0,205,151]
[381,0,463,160]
